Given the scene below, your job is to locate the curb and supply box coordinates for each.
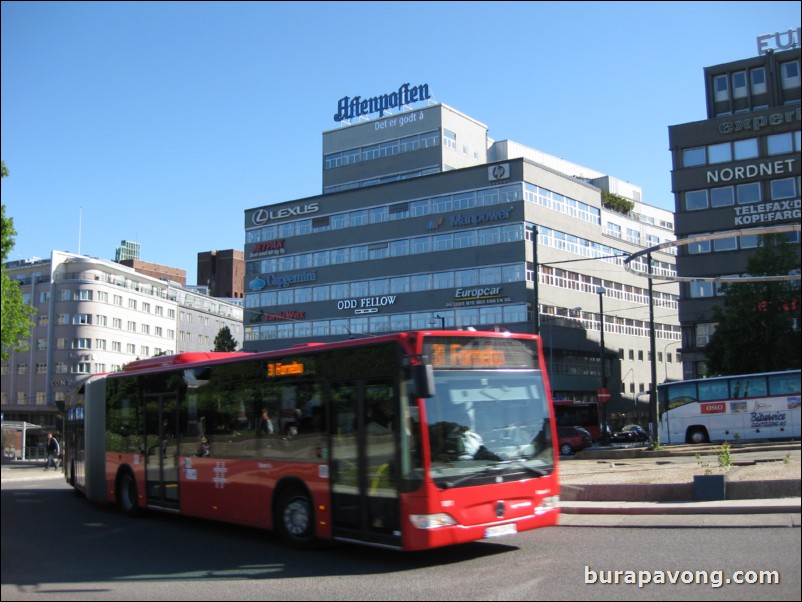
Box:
[560,497,802,515]
[560,478,801,502]
[575,441,800,460]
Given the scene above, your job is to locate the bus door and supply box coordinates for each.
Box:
[330,378,401,547]
[143,393,180,510]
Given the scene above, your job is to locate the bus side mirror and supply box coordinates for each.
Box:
[413,364,435,398]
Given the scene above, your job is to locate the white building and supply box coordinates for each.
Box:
[1,250,244,430]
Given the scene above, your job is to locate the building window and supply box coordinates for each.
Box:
[733,138,758,160]
[682,147,706,167]
[740,233,760,249]
[750,67,766,94]
[390,277,410,294]
[780,60,800,89]
[696,323,716,348]
[685,189,708,211]
[710,186,734,207]
[736,182,760,204]
[771,177,796,200]
[713,74,729,101]
[713,236,738,252]
[688,238,711,254]
[707,142,731,164]
[689,282,715,299]
[443,129,456,150]
[732,71,747,98]
[767,133,794,155]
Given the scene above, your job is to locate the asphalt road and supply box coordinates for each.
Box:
[2,477,800,601]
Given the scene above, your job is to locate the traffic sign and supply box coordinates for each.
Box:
[597,388,611,404]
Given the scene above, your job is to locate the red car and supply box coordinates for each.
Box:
[557,426,593,456]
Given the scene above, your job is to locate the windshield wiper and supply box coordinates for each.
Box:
[494,459,551,478]
[440,461,551,489]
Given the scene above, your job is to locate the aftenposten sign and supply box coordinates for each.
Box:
[334,83,431,122]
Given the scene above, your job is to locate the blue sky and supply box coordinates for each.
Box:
[2,1,799,284]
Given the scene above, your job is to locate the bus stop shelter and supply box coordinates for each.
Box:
[1,421,45,462]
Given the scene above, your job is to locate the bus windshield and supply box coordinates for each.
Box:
[424,369,553,487]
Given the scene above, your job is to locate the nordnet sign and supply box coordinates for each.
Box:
[334,83,431,122]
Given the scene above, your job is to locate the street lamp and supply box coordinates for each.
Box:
[597,286,611,445]
[430,315,445,329]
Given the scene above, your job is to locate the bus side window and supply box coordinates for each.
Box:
[698,381,728,401]
[742,377,767,398]
[769,374,801,396]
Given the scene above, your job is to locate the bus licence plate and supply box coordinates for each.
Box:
[484,523,517,538]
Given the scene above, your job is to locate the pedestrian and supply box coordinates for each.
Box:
[45,433,60,470]
[258,409,274,434]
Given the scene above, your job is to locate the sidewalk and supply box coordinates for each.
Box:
[1,460,65,481]
[558,440,801,517]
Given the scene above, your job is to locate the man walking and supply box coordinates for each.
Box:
[45,433,60,470]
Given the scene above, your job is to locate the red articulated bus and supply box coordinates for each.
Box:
[65,330,560,551]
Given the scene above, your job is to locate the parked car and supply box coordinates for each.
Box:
[610,424,651,443]
[557,426,593,456]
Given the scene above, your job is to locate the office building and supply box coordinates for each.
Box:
[244,95,682,422]
[114,239,141,262]
[668,46,801,379]
[197,249,245,299]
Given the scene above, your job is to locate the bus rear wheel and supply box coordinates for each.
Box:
[687,428,709,444]
[116,470,141,517]
[276,487,316,549]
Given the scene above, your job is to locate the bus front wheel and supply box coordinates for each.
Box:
[276,487,316,549]
[687,428,709,444]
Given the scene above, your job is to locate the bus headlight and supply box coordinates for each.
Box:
[535,495,559,515]
[409,513,458,529]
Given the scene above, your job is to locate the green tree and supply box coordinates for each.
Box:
[704,234,801,375]
[1,161,36,360]
[601,191,635,215]
[213,325,239,352]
